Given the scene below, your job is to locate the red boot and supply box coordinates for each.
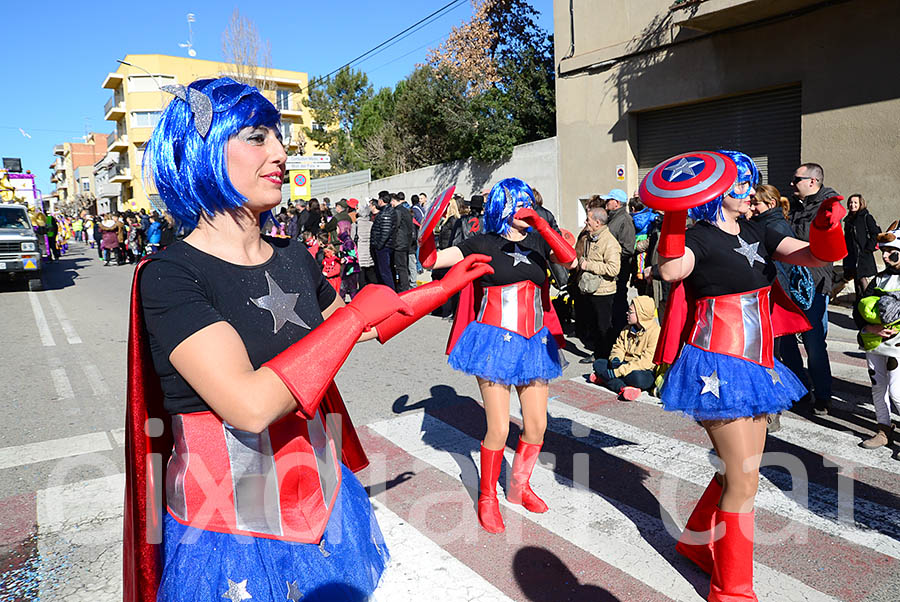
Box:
[478,444,506,533]
[507,438,548,513]
[708,510,758,601]
[676,475,722,574]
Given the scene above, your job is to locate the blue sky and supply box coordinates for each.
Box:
[1,0,553,197]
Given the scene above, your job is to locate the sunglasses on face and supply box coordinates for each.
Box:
[791,176,814,184]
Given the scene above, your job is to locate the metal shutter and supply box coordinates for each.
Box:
[637,86,801,194]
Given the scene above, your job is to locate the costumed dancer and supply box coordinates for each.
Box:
[378,178,576,533]
[642,150,847,600]
[123,76,487,602]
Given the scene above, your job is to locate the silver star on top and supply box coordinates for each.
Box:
[700,370,725,398]
[732,236,766,267]
[505,244,532,267]
[251,272,311,334]
[285,580,304,601]
[503,332,513,342]
[222,578,252,601]
[766,368,782,385]
[663,157,705,181]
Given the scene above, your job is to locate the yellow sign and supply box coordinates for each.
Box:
[289,169,311,201]
[24,259,37,270]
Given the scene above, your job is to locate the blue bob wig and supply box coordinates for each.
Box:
[688,150,760,224]
[484,177,535,235]
[143,77,281,228]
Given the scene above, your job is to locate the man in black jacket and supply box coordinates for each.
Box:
[371,191,397,290]
[389,192,415,292]
[604,189,635,333]
[781,162,839,415]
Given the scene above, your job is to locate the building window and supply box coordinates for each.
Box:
[276,88,291,110]
[280,120,292,144]
[132,111,161,128]
[311,121,326,133]
[128,74,175,93]
[82,179,91,192]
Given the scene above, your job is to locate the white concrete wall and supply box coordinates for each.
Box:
[310,137,561,220]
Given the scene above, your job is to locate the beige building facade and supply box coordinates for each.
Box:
[553,0,900,231]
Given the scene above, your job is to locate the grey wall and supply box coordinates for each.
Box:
[309,137,561,220]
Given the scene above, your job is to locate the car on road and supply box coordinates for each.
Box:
[0,203,42,290]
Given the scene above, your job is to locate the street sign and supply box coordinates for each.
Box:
[285,155,331,171]
[616,164,625,181]
[290,169,311,201]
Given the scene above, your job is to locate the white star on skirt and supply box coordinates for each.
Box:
[221,578,252,601]
[700,370,725,398]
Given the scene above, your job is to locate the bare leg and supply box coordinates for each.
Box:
[515,381,549,445]
[478,377,511,451]
[703,416,768,513]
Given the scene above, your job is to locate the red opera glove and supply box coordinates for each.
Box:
[657,210,688,258]
[376,254,493,343]
[809,195,848,262]
[264,285,413,418]
[514,208,576,264]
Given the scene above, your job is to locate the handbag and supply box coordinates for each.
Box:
[789,264,814,309]
[578,271,601,294]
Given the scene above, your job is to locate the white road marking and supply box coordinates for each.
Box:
[28,291,55,346]
[83,364,111,397]
[369,413,841,602]
[49,367,74,400]
[0,432,111,470]
[44,291,83,344]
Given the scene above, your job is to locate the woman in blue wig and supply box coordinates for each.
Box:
[645,150,846,600]
[123,77,487,602]
[419,178,577,534]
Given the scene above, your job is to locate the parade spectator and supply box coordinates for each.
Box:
[843,193,881,302]
[337,222,360,300]
[461,194,484,240]
[576,206,621,364]
[126,216,143,263]
[603,189,636,333]
[146,214,162,254]
[115,213,127,265]
[284,206,299,239]
[99,215,119,266]
[390,192,415,292]
[301,230,320,261]
[856,222,900,449]
[356,201,377,286]
[93,216,103,258]
[305,198,322,236]
[630,196,659,296]
[590,295,660,400]
[321,243,342,294]
[323,198,353,243]
[371,191,396,289]
[533,187,567,289]
[432,196,466,318]
[782,162,840,415]
[751,184,794,292]
[158,213,176,250]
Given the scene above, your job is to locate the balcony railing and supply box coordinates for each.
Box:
[107,130,118,149]
[104,97,115,116]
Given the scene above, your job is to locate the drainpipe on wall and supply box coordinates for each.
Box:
[558,0,575,73]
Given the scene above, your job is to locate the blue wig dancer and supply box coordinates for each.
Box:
[123,76,458,602]
[420,177,577,534]
[641,149,846,600]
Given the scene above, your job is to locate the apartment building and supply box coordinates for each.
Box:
[49,133,109,207]
[100,54,317,212]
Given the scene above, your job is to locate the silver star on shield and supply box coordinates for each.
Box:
[700,370,725,398]
[505,244,532,266]
[732,236,766,267]
[503,332,513,342]
[251,272,311,334]
[285,580,304,600]
[222,578,252,601]
[766,368,782,385]
[663,157,705,181]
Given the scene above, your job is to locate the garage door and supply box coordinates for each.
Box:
[637,86,801,195]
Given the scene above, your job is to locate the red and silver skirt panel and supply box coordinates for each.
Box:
[165,408,342,543]
[688,286,775,368]
[476,280,544,338]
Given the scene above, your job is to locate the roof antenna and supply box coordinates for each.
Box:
[179,13,197,57]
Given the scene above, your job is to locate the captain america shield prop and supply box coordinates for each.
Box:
[638,151,737,212]
[418,185,455,244]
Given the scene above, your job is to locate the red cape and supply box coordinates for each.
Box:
[124,258,369,602]
[654,280,812,365]
[446,279,566,355]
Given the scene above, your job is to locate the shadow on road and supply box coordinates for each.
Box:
[513,546,622,602]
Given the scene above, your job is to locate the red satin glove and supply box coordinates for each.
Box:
[657,210,688,258]
[514,208,576,264]
[419,230,437,269]
[809,195,848,262]
[376,254,493,343]
[264,285,413,418]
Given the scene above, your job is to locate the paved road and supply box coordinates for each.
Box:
[0,241,897,601]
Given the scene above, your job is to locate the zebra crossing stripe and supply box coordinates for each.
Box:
[367,412,843,602]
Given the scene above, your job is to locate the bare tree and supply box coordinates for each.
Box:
[221,9,273,90]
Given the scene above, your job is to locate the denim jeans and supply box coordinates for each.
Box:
[592,358,654,392]
[779,292,832,400]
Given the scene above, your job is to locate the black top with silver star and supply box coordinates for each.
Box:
[732,236,766,268]
[251,271,312,334]
[505,243,532,267]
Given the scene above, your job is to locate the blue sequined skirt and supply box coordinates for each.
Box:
[157,464,389,602]
[661,344,806,421]
[448,322,562,386]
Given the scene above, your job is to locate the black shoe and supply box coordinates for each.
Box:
[579,354,595,365]
[812,398,830,416]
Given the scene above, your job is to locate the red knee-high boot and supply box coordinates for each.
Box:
[676,475,722,574]
[478,444,506,533]
[507,438,548,513]
[708,510,758,601]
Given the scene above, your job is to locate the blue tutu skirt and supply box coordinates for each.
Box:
[661,344,806,421]
[157,464,388,602]
[448,322,562,386]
